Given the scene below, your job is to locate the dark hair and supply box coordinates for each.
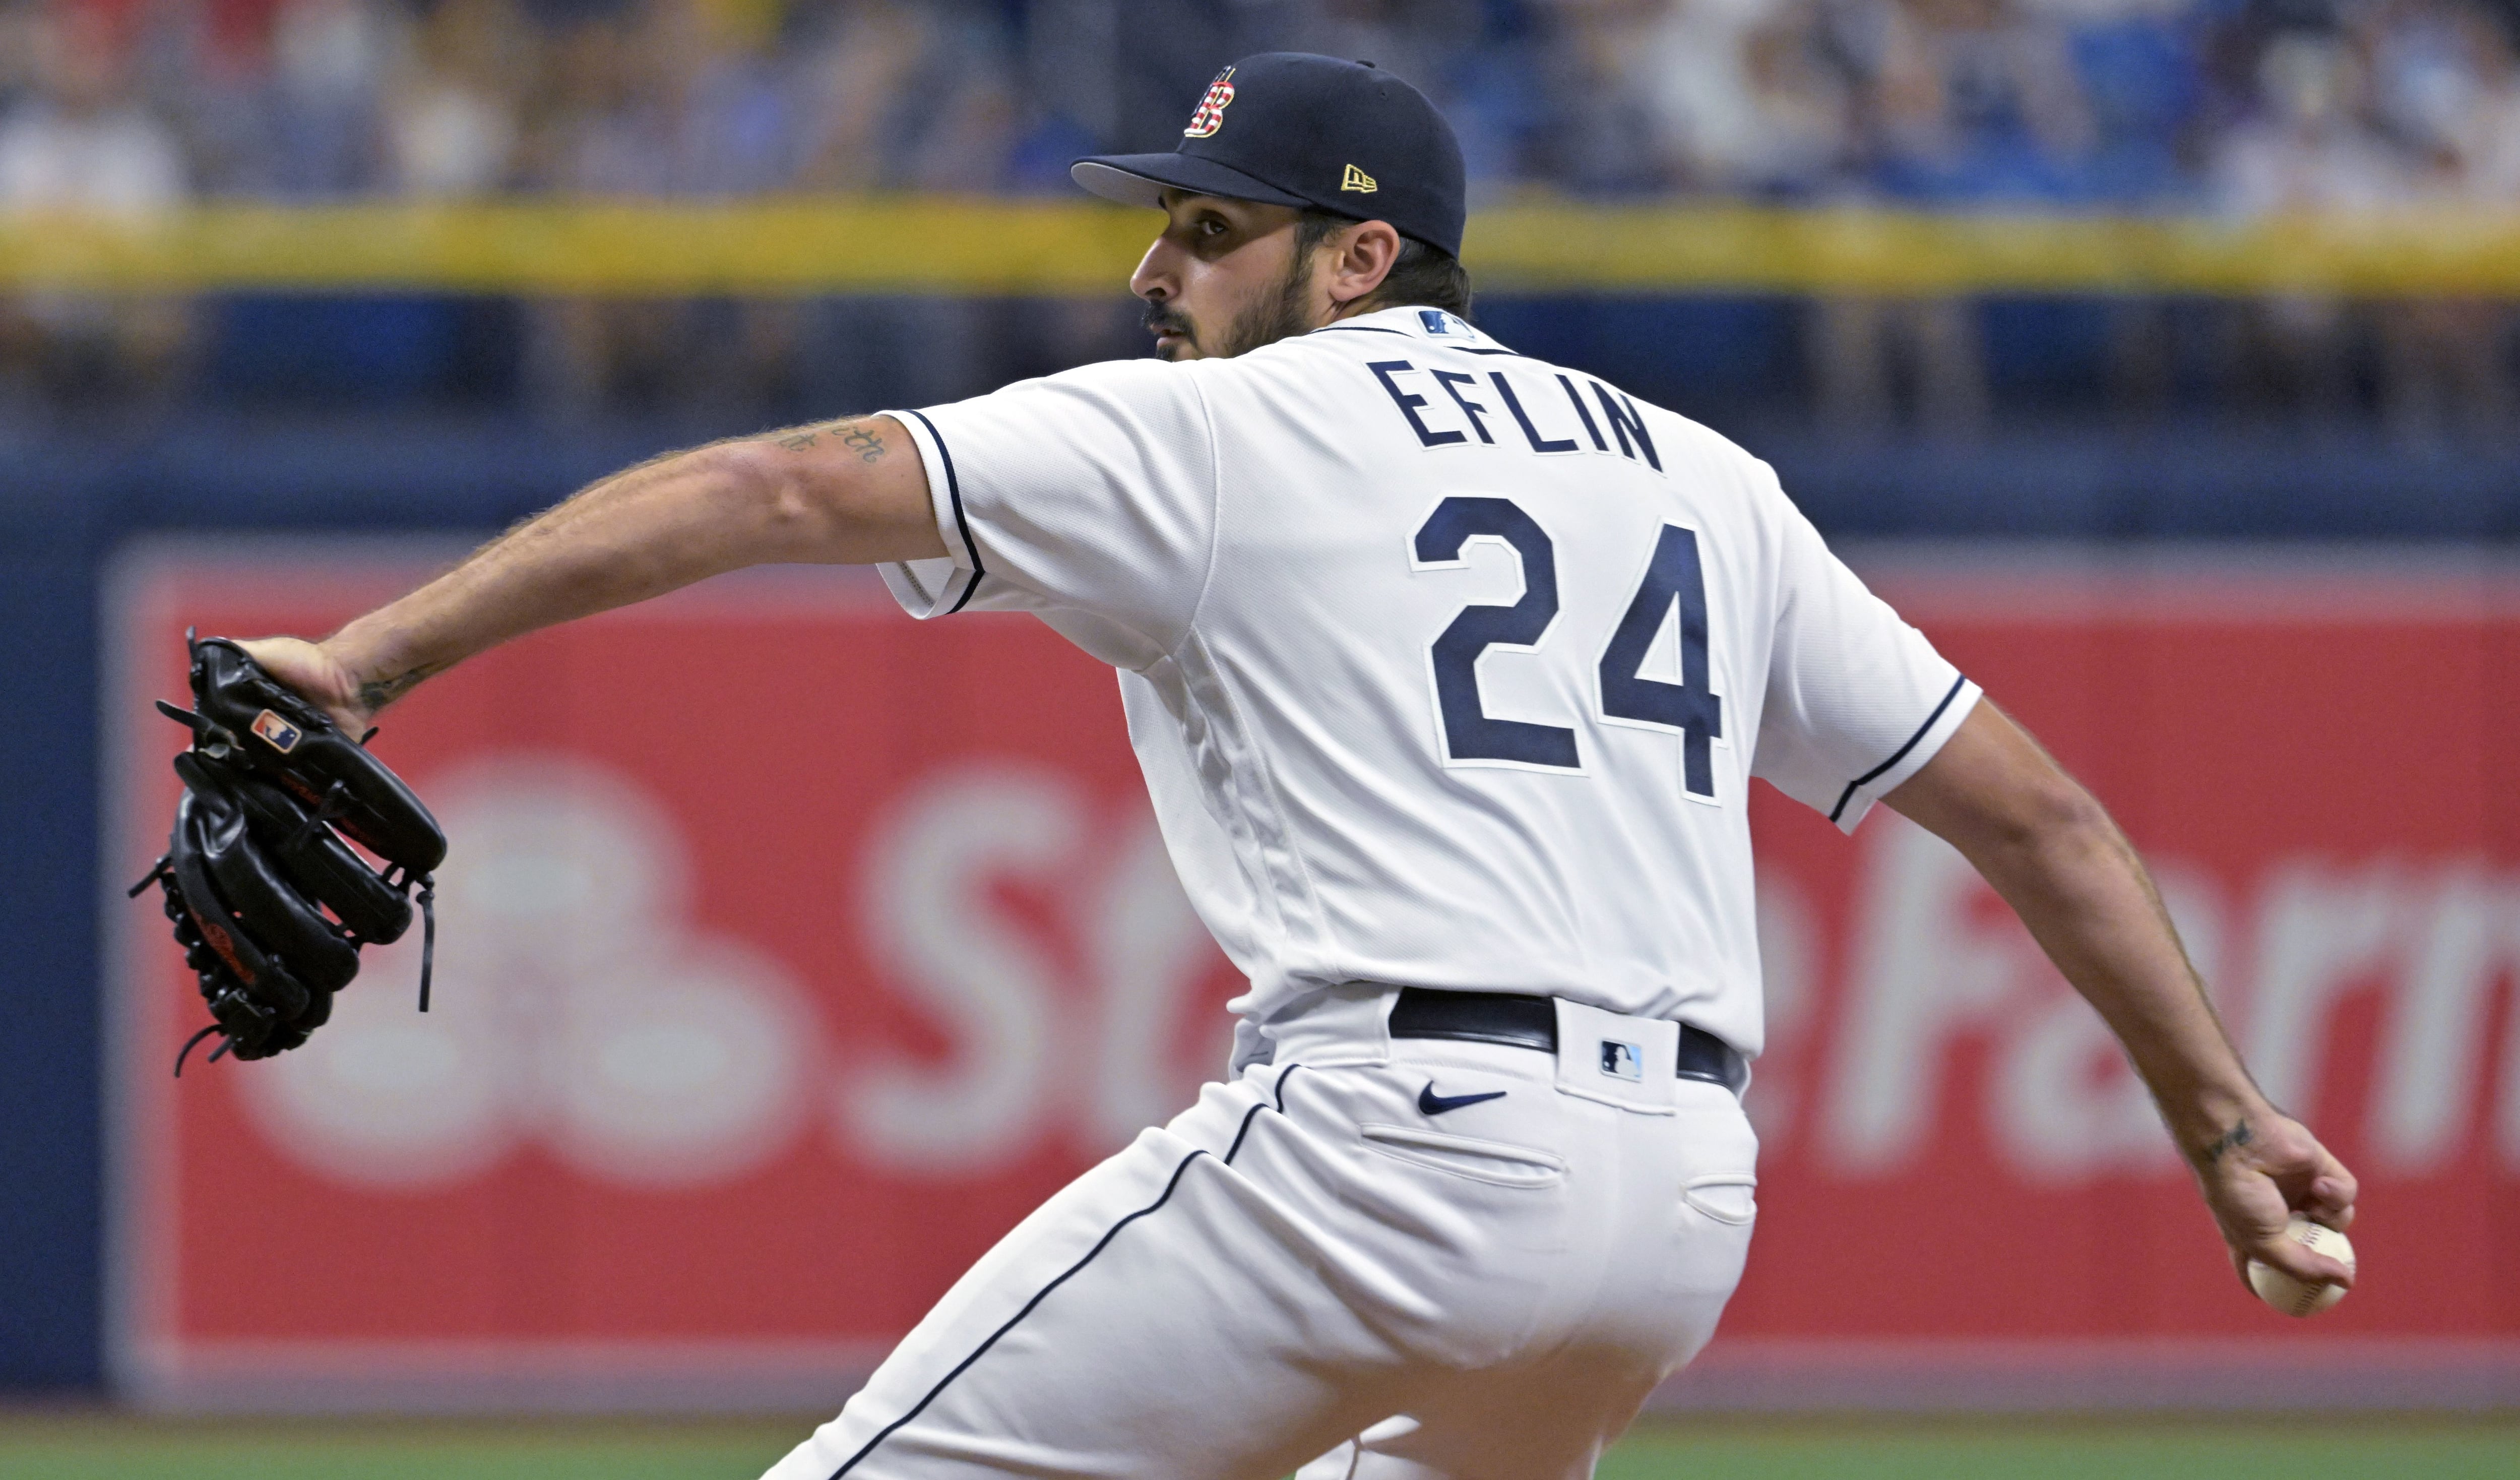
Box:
[1297,209,1473,319]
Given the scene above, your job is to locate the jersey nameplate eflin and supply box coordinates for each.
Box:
[1366,359,1665,471]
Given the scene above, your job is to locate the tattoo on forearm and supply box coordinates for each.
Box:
[765,419,888,462]
[2203,1119,2254,1162]
[357,662,447,713]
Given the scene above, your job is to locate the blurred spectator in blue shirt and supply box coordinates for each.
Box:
[2061,0,2207,202]
[1812,0,2096,440]
[1867,0,2097,201]
[521,0,793,195]
[265,0,395,193]
[1273,0,1544,191]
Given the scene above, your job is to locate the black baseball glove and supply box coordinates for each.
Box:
[131,632,447,1074]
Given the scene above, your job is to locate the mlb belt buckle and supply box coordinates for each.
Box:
[1383,987,1747,1095]
[1552,999,1678,1114]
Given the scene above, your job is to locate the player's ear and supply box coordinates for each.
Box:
[1324,219,1403,311]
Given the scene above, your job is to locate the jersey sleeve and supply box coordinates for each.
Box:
[877,358,1220,660]
[1750,472,1979,833]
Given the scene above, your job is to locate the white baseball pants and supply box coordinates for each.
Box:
[763,990,1759,1479]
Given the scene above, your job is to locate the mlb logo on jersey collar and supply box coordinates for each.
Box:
[1328,304,1500,351]
[1324,304,1496,348]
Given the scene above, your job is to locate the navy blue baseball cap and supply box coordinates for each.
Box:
[1072,53,1467,260]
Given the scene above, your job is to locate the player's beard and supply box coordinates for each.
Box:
[1146,250,1319,361]
[1216,249,1321,358]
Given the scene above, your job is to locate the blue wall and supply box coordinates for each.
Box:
[2,482,104,1388]
[0,426,613,1389]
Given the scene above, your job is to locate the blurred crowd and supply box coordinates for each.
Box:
[5,0,2519,205]
[2,0,2517,437]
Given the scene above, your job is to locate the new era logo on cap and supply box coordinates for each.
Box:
[1341,163,1377,193]
[1184,67,1236,138]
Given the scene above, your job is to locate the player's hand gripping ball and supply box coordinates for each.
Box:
[2247,1215,2355,1317]
[131,632,446,1074]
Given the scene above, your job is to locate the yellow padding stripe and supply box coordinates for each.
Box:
[1473,206,2520,294]
[6,200,2518,294]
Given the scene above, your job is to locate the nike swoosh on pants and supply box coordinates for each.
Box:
[1418,1082,1507,1116]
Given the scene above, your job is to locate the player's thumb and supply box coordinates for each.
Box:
[2242,1222,2354,1289]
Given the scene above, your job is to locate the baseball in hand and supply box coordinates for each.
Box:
[2246,1215,2354,1317]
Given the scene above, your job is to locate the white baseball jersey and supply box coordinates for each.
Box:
[881,304,1977,1061]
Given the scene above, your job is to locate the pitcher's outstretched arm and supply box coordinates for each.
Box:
[1884,700,2358,1291]
[237,416,944,730]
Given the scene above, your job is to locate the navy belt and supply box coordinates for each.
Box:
[1388,986,1748,1095]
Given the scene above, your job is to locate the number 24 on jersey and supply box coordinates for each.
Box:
[1411,496,1722,799]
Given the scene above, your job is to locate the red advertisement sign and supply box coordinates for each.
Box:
[110,546,2520,1407]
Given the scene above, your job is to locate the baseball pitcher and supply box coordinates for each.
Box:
[212,53,2357,1480]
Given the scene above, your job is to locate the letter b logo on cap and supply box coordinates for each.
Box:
[1184,67,1236,137]
[1074,53,1468,260]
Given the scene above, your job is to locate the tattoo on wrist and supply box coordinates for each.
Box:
[356,662,445,713]
[2203,1119,2254,1162]
[767,420,887,462]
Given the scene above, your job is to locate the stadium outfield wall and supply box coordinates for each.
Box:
[4,473,2516,1400]
[87,541,2520,1414]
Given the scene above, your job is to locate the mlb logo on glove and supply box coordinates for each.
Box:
[251,709,303,753]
